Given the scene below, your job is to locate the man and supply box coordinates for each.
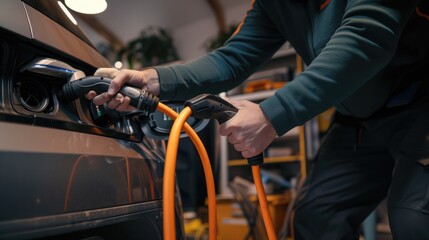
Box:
[89,0,429,239]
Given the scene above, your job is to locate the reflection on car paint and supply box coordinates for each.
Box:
[0,152,162,221]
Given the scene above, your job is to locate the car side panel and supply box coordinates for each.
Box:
[0,121,163,220]
[0,120,168,239]
[0,1,31,39]
[23,3,111,68]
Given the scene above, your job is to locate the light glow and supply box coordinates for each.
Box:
[114,61,123,69]
[58,1,77,25]
[65,0,108,14]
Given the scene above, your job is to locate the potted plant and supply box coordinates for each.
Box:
[117,26,179,69]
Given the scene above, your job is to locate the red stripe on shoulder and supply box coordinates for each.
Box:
[417,7,429,21]
[232,0,256,37]
[320,0,332,11]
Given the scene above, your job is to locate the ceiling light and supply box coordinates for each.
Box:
[64,0,107,14]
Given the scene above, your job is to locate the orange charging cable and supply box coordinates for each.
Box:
[158,102,277,240]
[252,165,277,240]
[157,103,217,240]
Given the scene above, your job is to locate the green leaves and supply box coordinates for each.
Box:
[117,26,179,69]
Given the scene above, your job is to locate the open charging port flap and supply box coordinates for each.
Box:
[141,101,210,140]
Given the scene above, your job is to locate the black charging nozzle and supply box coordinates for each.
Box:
[185,94,264,166]
[57,76,159,114]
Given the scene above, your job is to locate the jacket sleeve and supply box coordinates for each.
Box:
[154,1,285,100]
[260,0,420,136]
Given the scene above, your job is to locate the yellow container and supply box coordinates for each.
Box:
[216,193,291,240]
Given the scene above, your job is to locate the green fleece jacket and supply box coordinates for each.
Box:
[155,0,427,136]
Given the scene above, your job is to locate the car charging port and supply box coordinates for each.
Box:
[13,75,58,114]
[16,79,50,113]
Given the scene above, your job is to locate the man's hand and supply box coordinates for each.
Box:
[86,68,160,111]
[218,99,277,158]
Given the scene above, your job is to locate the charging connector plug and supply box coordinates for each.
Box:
[57,76,159,114]
[185,94,264,166]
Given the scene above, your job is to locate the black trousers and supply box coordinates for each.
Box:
[294,96,429,240]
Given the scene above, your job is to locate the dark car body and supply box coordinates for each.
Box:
[0,1,185,239]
